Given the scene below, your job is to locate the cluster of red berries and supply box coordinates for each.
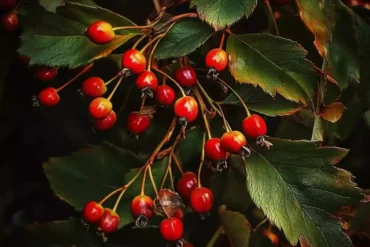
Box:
[0,0,19,31]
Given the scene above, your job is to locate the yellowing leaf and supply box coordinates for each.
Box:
[319,102,346,123]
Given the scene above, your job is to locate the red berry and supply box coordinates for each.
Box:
[82,77,107,97]
[175,67,197,87]
[94,111,116,130]
[18,54,30,65]
[174,96,199,122]
[130,195,154,220]
[127,112,151,135]
[155,85,175,106]
[98,208,120,234]
[136,70,158,91]
[176,172,197,201]
[204,138,227,161]
[220,131,247,154]
[1,12,18,31]
[34,67,58,81]
[86,20,115,44]
[83,201,104,223]
[242,114,267,139]
[121,49,147,74]
[160,217,183,242]
[38,87,60,107]
[205,48,228,72]
[0,0,18,11]
[190,187,214,213]
[89,97,112,119]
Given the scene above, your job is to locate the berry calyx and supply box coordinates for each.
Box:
[34,67,58,81]
[121,49,147,74]
[175,67,197,87]
[1,12,18,31]
[220,131,247,154]
[155,85,176,106]
[176,172,197,201]
[83,201,104,223]
[98,208,120,234]
[136,70,158,97]
[127,112,151,135]
[89,97,112,119]
[242,114,267,139]
[38,87,60,107]
[160,217,183,242]
[130,195,154,227]
[205,48,228,72]
[94,111,117,130]
[190,187,214,214]
[82,77,107,98]
[86,20,115,44]
[174,96,199,124]
[0,0,18,11]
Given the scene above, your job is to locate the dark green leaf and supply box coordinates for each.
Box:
[39,0,65,13]
[222,83,303,116]
[226,33,317,105]
[191,0,258,29]
[237,138,363,247]
[154,18,214,59]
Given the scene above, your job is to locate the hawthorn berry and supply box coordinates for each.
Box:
[174,96,199,125]
[155,85,176,106]
[154,189,185,218]
[86,20,115,44]
[160,217,183,242]
[204,138,227,162]
[121,49,146,74]
[220,131,247,154]
[127,112,151,135]
[82,77,107,98]
[83,201,104,223]
[1,12,18,31]
[94,111,116,130]
[130,195,154,227]
[89,97,112,119]
[98,208,120,234]
[38,87,60,107]
[190,187,214,214]
[175,67,197,87]
[176,172,197,201]
[242,114,267,139]
[34,67,58,81]
[136,70,158,97]
[205,48,228,72]
[0,0,18,11]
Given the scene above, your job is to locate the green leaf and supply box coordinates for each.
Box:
[191,0,258,29]
[296,0,370,89]
[43,142,169,228]
[219,206,252,247]
[153,18,214,59]
[237,138,363,247]
[39,0,65,13]
[226,33,317,105]
[222,83,304,116]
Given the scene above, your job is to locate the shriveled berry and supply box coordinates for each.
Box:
[136,70,158,91]
[94,111,116,130]
[89,97,112,119]
[34,67,58,81]
[190,187,214,213]
[155,85,175,106]
[83,201,104,223]
[98,208,120,234]
[175,67,197,87]
[127,112,151,135]
[1,12,18,31]
[174,96,198,122]
[204,138,227,161]
[176,172,197,201]
[86,20,115,44]
[121,49,146,74]
[38,87,60,107]
[160,217,183,242]
[220,131,247,154]
[242,114,267,139]
[130,195,154,225]
[205,48,228,71]
[82,77,107,97]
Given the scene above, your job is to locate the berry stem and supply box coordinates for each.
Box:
[140,34,163,54]
[216,77,251,117]
[140,96,146,110]
[140,166,149,196]
[155,13,198,32]
[132,35,148,49]
[197,132,206,188]
[216,103,232,132]
[193,87,212,139]
[107,75,124,101]
[112,25,154,32]
[264,0,280,36]
[148,166,159,196]
[56,63,93,92]
[152,67,186,96]
[196,81,222,116]
[160,132,181,189]
[172,154,184,175]
[168,164,175,191]
[205,226,224,247]
[253,218,268,231]
[104,74,119,86]
[219,32,226,49]
[98,187,124,205]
